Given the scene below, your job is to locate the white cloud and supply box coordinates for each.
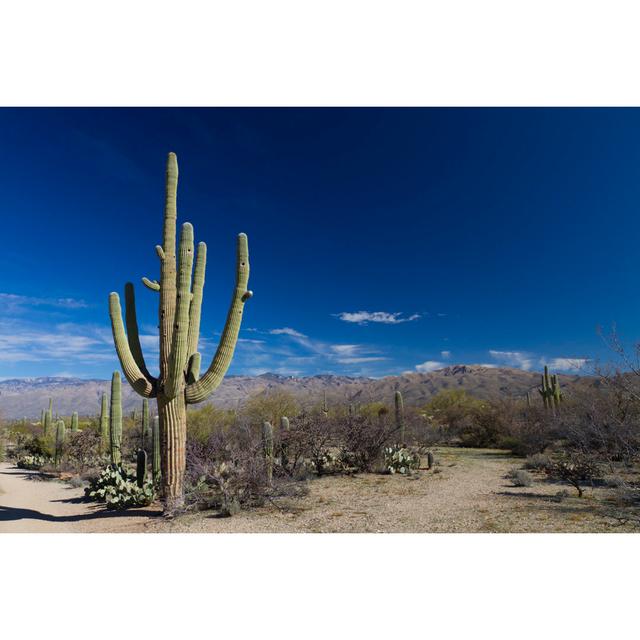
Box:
[547,357,589,371]
[441,350,451,359]
[0,292,88,312]
[415,360,445,373]
[489,350,535,370]
[334,311,421,325]
[269,327,308,338]
[336,357,389,364]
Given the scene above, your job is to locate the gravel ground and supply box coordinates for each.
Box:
[2,449,636,533]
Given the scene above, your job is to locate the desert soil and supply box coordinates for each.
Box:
[1,449,635,533]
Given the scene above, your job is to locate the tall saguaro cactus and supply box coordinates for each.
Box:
[100,392,110,453]
[152,416,161,485]
[262,421,274,488]
[539,365,554,410]
[44,398,53,437]
[109,153,252,512]
[71,412,79,432]
[141,398,150,450]
[54,419,65,467]
[110,371,123,465]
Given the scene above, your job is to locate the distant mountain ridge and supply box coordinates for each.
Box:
[0,366,601,420]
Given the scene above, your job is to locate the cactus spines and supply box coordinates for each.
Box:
[152,416,161,485]
[108,152,252,513]
[109,371,122,465]
[136,449,147,488]
[54,419,65,467]
[141,398,150,449]
[71,411,79,432]
[395,390,405,444]
[262,421,274,488]
[100,392,110,453]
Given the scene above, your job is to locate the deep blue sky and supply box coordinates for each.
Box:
[1,108,639,380]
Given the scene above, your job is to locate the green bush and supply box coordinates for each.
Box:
[84,465,155,510]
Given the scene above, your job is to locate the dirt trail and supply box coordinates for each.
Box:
[0,463,161,533]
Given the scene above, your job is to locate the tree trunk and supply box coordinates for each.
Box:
[158,392,187,513]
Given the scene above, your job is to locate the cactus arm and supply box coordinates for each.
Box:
[165,222,195,400]
[159,152,179,380]
[124,282,155,382]
[185,233,252,404]
[186,352,201,384]
[142,277,160,292]
[109,292,157,398]
[187,241,207,358]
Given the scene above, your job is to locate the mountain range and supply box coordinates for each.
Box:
[0,365,602,420]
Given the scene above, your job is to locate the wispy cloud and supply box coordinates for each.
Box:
[489,350,535,370]
[0,292,88,313]
[415,360,445,373]
[547,357,590,371]
[441,350,451,359]
[334,311,421,325]
[269,327,308,338]
[489,350,590,372]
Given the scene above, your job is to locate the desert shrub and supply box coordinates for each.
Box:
[185,425,269,512]
[0,437,4,462]
[243,389,299,427]
[507,468,533,487]
[84,465,155,510]
[545,451,602,497]
[336,414,394,472]
[17,454,49,470]
[423,390,488,437]
[524,453,551,470]
[383,445,420,475]
[63,429,105,473]
[187,404,236,444]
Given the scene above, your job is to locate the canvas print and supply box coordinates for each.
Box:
[1,107,639,533]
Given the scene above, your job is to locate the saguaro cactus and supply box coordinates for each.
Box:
[136,449,147,488]
[100,392,110,453]
[322,391,328,416]
[141,398,150,450]
[395,390,405,444]
[152,416,161,485]
[54,419,65,466]
[262,421,274,488]
[109,371,123,465]
[71,412,79,432]
[539,366,563,412]
[40,409,45,431]
[44,398,53,437]
[109,153,252,512]
[280,415,290,469]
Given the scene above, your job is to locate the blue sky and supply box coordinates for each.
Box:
[1,108,640,380]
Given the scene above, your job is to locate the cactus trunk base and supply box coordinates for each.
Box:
[158,393,186,514]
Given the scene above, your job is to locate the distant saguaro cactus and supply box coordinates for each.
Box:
[100,392,109,453]
[322,391,328,416]
[136,449,147,488]
[108,152,252,513]
[40,409,45,431]
[395,390,405,444]
[109,371,123,465]
[152,416,161,485]
[551,373,563,408]
[539,366,554,410]
[54,419,66,467]
[262,421,274,488]
[71,412,79,432]
[141,398,150,450]
[44,398,53,437]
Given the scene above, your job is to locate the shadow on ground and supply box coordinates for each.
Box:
[0,504,161,523]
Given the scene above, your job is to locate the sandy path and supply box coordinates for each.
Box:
[0,463,161,533]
